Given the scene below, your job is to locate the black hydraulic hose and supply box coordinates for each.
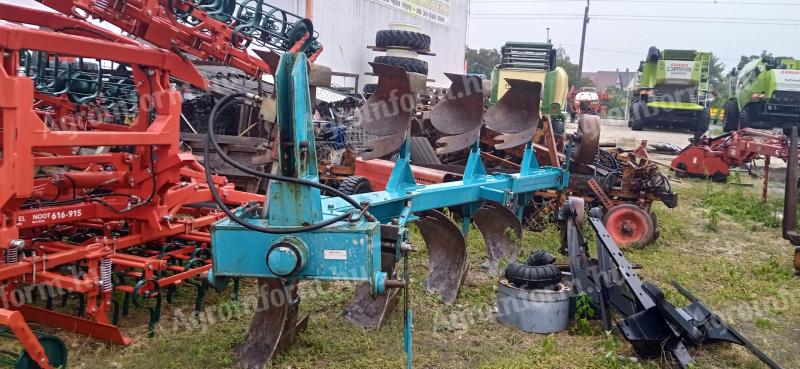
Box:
[208,93,369,212]
[203,93,369,234]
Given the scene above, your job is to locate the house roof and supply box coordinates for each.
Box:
[585,71,621,90]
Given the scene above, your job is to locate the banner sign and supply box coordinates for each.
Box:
[370,0,450,25]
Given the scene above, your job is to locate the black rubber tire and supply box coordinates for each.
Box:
[373,55,429,75]
[362,83,377,95]
[722,98,740,132]
[711,172,728,183]
[551,119,565,135]
[695,107,710,136]
[337,176,373,195]
[504,262,561,289]
[630,98,646,131]
[525,250,556,266]
[650,212,660,241]
[375,30,431,50]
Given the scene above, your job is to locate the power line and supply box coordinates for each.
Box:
[471,0,800,5]
[470,13,800,22]
[469,15,800,25]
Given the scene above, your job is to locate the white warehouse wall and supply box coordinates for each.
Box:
[269,0,469,89]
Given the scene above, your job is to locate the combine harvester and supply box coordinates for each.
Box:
[629,47,712,138]
[723,56,800,132]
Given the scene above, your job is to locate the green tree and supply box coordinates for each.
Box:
[556,47,593,88]
[735,50,773,71]
[464,47,500,76]
[708,53,727,95]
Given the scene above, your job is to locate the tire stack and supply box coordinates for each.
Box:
[363,27,432,96]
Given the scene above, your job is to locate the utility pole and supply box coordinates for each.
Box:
[577,0,590,83]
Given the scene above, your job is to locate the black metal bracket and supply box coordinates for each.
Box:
[563,201,783,369]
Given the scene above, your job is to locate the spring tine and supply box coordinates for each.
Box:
[416,210,467,304]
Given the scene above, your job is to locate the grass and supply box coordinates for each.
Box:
[63,176,800,369]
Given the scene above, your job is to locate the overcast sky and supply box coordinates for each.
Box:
[468,0,800,72]
[4,0,798,74]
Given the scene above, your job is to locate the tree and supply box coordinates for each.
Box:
[708,53,727,96]
[735,50,773,71]
[464,47,500,76]
[556,47,593,88]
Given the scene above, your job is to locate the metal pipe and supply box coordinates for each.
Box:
[305,0,313,20]
[782,127,800,245]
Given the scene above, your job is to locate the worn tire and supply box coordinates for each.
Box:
[525,250,556,266]
[504,262,561,289]
[551,118,565,135]
[373,55,429,75]
[362,83,377,95]
[695,107,710,136]
[375,30,431,50]
[722,98,740,132]
[630,99,646,131]
[338,176,373,195]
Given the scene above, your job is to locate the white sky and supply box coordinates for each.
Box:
[468,0,800,72]
[4,0,798,73]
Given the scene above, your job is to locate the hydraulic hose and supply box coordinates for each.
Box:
[203,92,372,234]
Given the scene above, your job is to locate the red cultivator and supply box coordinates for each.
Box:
[0,6,263,367]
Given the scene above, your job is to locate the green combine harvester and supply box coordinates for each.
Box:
[723,56,800,132]
[628,47,712,136]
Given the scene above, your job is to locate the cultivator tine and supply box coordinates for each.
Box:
[473,202,523,272]
[484,79,542,149]
[357,63,416,160]
[430,74,485,135]
[236,279,308,369]
[416,210,467,304]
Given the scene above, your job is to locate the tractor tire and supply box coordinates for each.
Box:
[525,250,556,266]
[338,176,373,195]
[375,30,431,50]
[504,262,561,289]
[630,99,646,131]
[694,107,710,137]
[722,99,740,132]
[551,118,566,135]
[362,83,377,95]
[373,55,429,75]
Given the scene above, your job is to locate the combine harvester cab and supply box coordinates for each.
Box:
[723,57,800,133]
[629,47,712,138]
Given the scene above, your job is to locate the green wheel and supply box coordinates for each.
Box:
[16,335,68,369]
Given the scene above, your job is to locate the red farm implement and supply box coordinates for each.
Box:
[0,5,264,367]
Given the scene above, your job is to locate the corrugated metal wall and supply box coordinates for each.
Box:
[269,0,469,89]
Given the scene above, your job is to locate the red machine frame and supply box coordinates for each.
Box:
[0,8,263,367]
